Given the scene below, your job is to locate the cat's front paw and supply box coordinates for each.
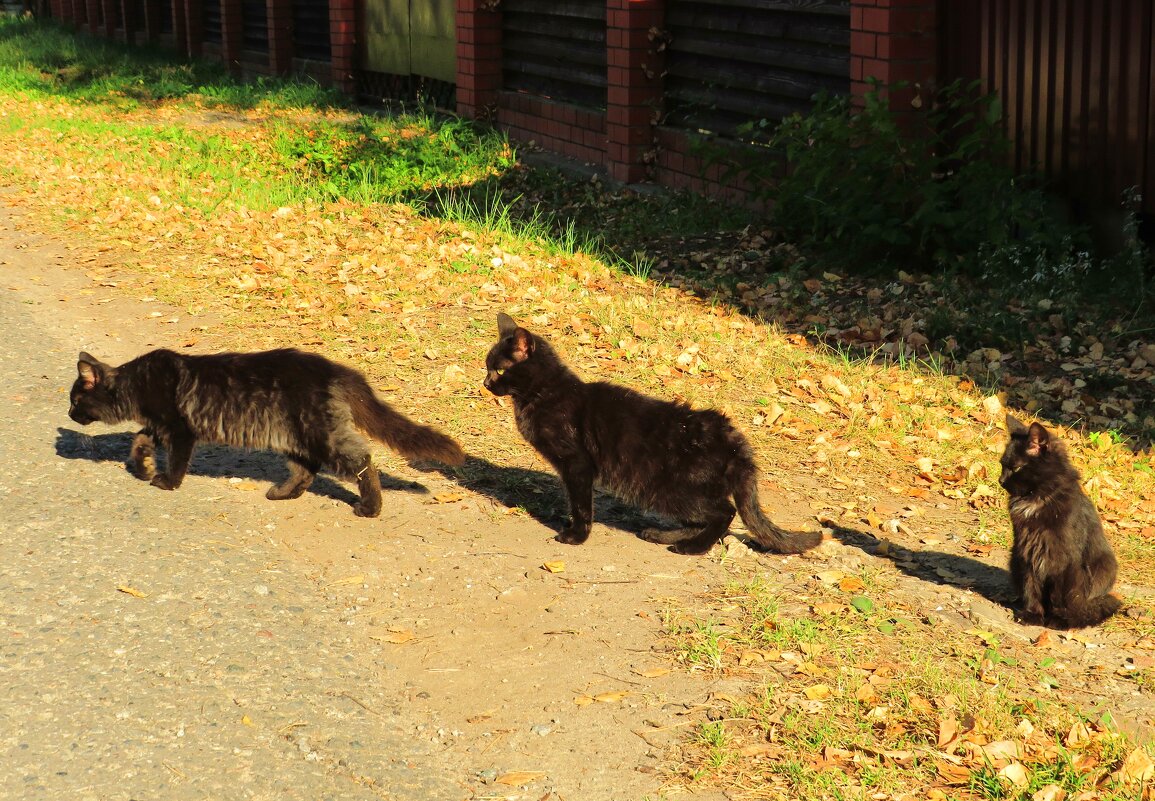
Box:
[130,460,156,481]
[556,527,590,545]
[150,474,179,491]
[670,540,715,556]
[353,501,382,518]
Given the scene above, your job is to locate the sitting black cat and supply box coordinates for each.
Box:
[1001,415,1120,627]
[68,348,464,516]
[483,313,821,555]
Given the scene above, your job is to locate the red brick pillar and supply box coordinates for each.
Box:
[605,0,664,183]
[220,0,242,72]
[455,0,502,120]
[850,0,937,122]
[267,0,293,75]
[330,0,356,94]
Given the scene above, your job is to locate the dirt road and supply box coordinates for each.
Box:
[0,203,746,800]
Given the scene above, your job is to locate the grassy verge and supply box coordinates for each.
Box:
[2,18,1153,800]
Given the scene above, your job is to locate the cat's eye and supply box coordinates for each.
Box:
[494,368,506,377]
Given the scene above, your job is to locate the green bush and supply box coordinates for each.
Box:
[742,81,1099,282]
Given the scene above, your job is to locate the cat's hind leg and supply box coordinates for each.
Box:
[266,458,317,501]
[130,429,157,481]
[351,456,383,517]
[331,429,382,517]
[642,505,736,556]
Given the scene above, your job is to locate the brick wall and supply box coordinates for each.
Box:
[52,0,939,206]
[455,0,933,203]
[50,0,353,85]
[850,0,938,120]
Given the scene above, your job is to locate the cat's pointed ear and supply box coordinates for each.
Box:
[497,313,519,338]
[510,328,536,362]
[1005,414,1028,436]
[1026,422,1050,457]
[77,352,109,390]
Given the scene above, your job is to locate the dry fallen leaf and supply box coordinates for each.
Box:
[1119,747,1155,783]
[1032,784,1066,801]
[838,576,866,593]
[632,667,670,678]
[803,684,832,700]
[541,561,566,574]
[370,628,415,645]
[116,585,148,598]
[999,761,1030,789]
[494,771,547,786]
[430,492,465,504]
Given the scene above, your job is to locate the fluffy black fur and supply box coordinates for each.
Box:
[68,348,464,516]
[483,313,821,555]
[1000,415,1121,628]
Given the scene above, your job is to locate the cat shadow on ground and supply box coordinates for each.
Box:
[422,455,664,540]
[827,522,1016,608]
[55,428,430,509]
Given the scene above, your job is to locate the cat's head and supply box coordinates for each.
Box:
[1000,414,1056,490]
[483,313,539,397]
[69,352,122,425]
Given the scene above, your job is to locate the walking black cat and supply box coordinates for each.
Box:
[68,348,465,517]
[1000,415,1120,628]
[483,313,821,555]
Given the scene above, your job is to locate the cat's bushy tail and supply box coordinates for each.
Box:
[344,380,465,466]
[1059,594,1123,628]
[733,472,822,554]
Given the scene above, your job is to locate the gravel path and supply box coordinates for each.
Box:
[0,215,464,800]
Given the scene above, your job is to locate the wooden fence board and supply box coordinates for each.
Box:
[940,0,1155,216]
[664,1,849,138]
[502,0,606,109]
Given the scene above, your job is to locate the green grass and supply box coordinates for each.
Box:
[0,16,338,107]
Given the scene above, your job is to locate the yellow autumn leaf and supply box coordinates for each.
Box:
[593,690,631,703]
[541,561,566,574]
[495,771,546,786]
[1120,747,1155,783]
[633,667,670,678]
[116,585,148,598]
[803,684,832,700]
[370,628,415,644]
[838,576,866,593]
[430,492,465,504]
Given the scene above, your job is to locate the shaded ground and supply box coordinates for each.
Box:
[467,161,1155,449]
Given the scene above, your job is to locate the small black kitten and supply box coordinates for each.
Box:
[1000,415,1120,627]
[483,313,821,555]
[69,348,465,516]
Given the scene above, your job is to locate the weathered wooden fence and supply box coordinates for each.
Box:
[940,0,1155,217]
[502,0,606,110]
[663,0,849,138]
